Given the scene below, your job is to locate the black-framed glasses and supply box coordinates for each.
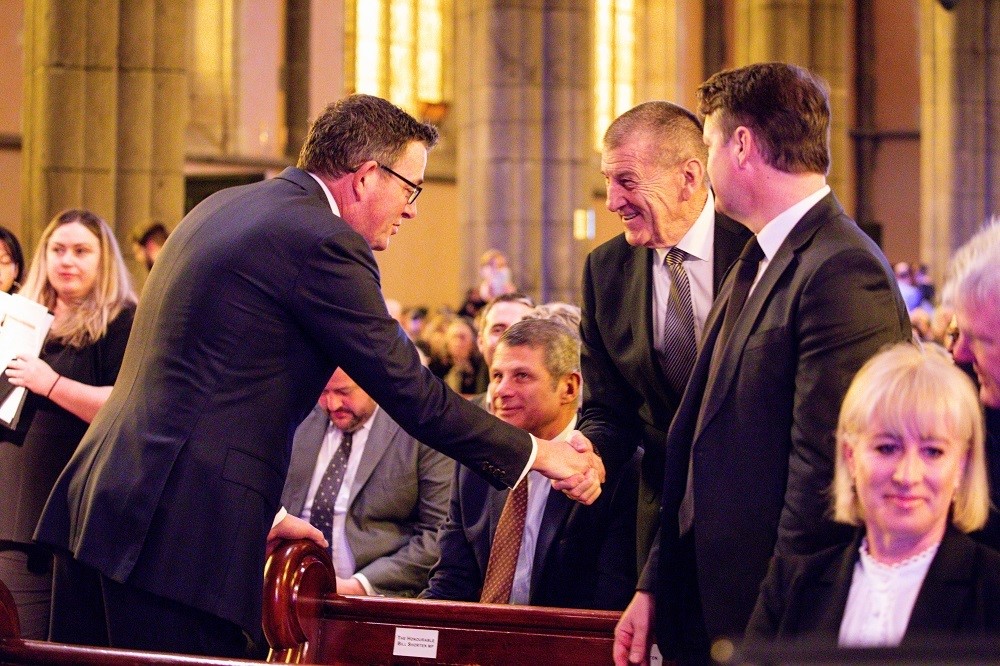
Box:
[378,163,422,205]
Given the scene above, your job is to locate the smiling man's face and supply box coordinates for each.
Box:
[601,130,690,248]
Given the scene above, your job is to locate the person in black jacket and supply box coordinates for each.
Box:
[746,343,1000,649]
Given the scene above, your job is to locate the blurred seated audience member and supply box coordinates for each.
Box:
[419,310,456,378]
[915,263,935,305]
[521,302,582,335]
[423,319,637,609]
[946,218,1000,549]
[909,308,932,342]
[401,305,429,341]
[746,343,999,649]
[894,261,931,313]
[460,249,516,319]
[0,226,25,293]
[471,293,536,403]
[280,368,453,597]
[132,222,169,271]
[443,316,485,396]
[0,209,136,639]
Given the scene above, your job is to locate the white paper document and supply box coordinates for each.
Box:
[0,293,54,429]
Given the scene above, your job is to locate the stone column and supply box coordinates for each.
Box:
[117,0,187,280]
[22,0,120,251]
[731,0,853,213]
[456,0,590,304]
[22,0,186,275]
[920,0,1000,282]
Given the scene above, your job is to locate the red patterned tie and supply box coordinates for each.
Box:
[480,479,529,603]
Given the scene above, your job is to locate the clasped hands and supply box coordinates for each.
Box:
[533,430,605,505]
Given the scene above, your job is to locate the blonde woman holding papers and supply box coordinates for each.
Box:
[0,209,136,639]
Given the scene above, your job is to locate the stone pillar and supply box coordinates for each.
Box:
[920,0,1000,282]
[22,0,186,274]
[456,0,590,304]
[22,0,120,251]
[731,0,853,214]
[117,0,187,280]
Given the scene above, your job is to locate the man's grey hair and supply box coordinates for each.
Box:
[497,318,580,389]
[942,217,1000,309]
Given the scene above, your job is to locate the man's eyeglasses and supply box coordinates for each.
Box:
[378,163,422,205]
[350,162,423,205]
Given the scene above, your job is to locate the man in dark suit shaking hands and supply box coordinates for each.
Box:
[34,94,604,658]
[613,64,911,665]
[578,101,751,569]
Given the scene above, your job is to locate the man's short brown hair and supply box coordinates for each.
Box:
[697,62,831,175]
[297,94,440,178]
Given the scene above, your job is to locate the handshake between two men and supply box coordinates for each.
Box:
[268,429,605,552]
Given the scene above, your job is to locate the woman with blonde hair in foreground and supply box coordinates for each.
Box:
[746,342,1000,648]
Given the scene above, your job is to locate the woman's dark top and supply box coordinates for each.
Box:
[0,304,135,545]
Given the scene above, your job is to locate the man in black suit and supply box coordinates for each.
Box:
[34,94,603,658]
[578,101,750,567]
[424,318,638,609]
[613,63,911,665]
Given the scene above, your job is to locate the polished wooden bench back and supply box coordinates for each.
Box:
[1,540,620,665]
[263,539,620,664]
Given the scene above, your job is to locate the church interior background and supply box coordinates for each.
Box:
[0,0,996,309]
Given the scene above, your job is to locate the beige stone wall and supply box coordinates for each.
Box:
[0,0,23,243]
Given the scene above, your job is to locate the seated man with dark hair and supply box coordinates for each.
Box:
[281,368,453,597]
[423,319,638,609]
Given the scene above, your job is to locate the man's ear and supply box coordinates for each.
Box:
[731,126,755,167]
[351,160,380,198]
[679,157,705,200]
[560,371,582,404]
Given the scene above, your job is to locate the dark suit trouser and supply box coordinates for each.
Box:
[0,543,51,639]
[672,530,711,666]
[50,553,256,658]
[636,468,660,573]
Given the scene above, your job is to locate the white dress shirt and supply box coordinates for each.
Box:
[749,185,831,296]
[838,538,938,647]
[300,409,377,592]
[653,191,717,350]
[509,416,577,605]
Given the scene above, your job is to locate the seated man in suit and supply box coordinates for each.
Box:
[281,368,454,597]
[424,318,638,609]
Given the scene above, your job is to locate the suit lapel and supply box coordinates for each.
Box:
[695,194,841,438]
[282,406,330,517]
[530,489,572,597]
[349,408,394,502]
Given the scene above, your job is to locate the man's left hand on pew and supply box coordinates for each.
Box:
[267,514,328,555]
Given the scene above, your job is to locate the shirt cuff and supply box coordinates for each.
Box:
[353,573,376,596]
[515,434,539,486]
[271,506,288,529]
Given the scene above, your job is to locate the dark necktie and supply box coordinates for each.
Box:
[660,247,697,395]
[309,430,353,548]
[717,237,764,351]
[480,479,529,604]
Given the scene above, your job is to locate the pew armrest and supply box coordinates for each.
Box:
[262,538,335,656]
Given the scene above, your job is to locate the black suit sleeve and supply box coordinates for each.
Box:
[290,231,532,489]
[421,465,484,601]
[779,246,910,556]
[578,251,643,476]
